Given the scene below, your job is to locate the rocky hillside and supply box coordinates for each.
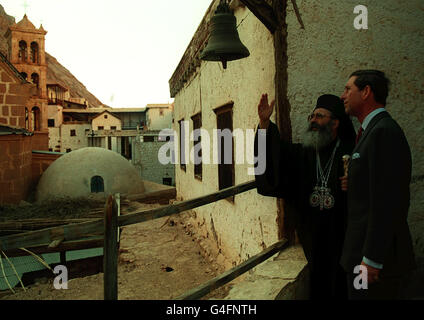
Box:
[0,5,103,107]
[45,53,103,107]
[0,5,14,57]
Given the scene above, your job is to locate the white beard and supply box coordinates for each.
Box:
[302,123,334,150]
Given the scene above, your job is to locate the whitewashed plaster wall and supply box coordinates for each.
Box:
[92,113,122,130]
[147,108,173,131]
[173,5,280,267]
[60,123,91,152]
[173,0,424,270]
[47,105,63,151]
[48,127,60,151]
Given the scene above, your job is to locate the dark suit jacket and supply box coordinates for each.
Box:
[340,111,416,276]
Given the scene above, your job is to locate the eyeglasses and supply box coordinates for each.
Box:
[307,112,333,121]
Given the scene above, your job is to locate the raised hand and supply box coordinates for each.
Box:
[258,94,275,129]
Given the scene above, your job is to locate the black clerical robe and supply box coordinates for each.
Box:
[255,121,354,299]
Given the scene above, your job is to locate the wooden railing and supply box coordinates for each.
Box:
[0,181,289,300]
[48,98,64,106]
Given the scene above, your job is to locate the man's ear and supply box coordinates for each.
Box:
[361,85,372,100]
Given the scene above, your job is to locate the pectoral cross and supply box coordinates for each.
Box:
[310,186,335,211]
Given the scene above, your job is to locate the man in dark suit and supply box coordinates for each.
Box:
[340,69,416,299]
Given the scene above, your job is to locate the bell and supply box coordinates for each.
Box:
[200,0,250,69]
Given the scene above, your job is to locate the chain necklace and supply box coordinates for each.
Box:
[309,139,340,211]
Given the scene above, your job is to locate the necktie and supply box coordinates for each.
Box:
[355,127,363,145]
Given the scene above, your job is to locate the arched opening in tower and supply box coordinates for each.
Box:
[31,73,40,88]
[30,41,39,63]
[19,40,27,62]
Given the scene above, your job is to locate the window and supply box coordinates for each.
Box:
[179,119,186,172]
[160,110,164,116]
[98,126,104,130]
[192,113,202,180]
[104,115,108,119]
[48,119,55,127]
[163,177,172,186]
[66,148,72,153]
[143,136,154,142]
[31,107,40,131]
[70,129,76,136]
[214,104,235,197]
[111,126,117,130]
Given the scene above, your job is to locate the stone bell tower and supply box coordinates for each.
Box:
[5,14,49,148]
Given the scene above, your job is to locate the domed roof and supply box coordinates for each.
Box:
[36,148,145,202]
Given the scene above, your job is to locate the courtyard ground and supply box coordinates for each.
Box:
[0,202,231,300]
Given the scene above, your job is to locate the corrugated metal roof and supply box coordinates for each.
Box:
[0,248,103,291]
[0,125,33,136]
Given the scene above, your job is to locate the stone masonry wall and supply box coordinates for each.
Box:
[0,134,32,204]
[0,62,33,129]
[133,136,175,186]
[31,151,62,193]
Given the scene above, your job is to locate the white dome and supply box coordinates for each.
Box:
[36,148,145,202]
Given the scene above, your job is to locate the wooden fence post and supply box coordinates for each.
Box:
[103,195,118,300]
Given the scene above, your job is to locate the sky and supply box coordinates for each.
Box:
[0,0,213,108]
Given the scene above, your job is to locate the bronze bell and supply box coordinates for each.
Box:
[200,0,250,69]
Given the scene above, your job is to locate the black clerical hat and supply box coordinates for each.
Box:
[314,94,346,120]
[314,94,356,144]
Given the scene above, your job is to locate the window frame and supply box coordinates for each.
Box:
[191,112,202,181]
[178,119,186,172]
[213,103,235,203]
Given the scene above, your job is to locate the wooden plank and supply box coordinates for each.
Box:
[116,193,121,242]
[2,237,103,258]
[118,181,256,227]
[240,0,279,33]
[103,195,118,300]
[0,218,104,252]
[126,188,176,203]
[175,239,289,300]
[272,0,297,245]
[0,181,256,251]
[0,218,101,232]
